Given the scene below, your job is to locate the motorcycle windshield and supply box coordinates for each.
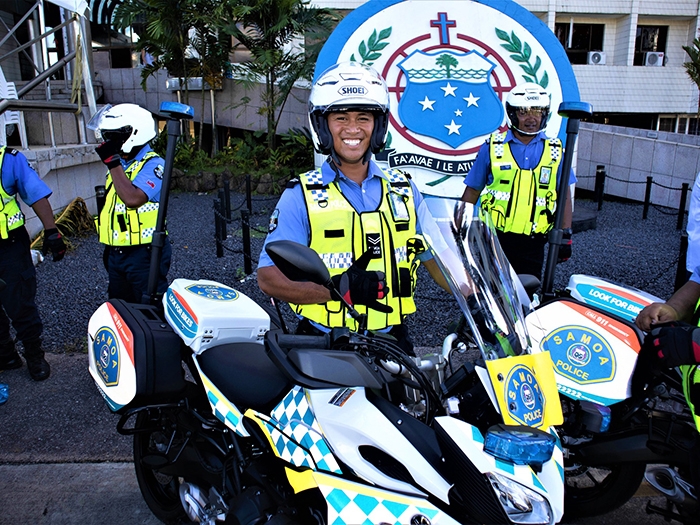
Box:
[418,197,532,360]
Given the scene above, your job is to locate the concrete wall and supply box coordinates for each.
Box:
[19,145,105,239]
[576,122,700,209]
[95,68,309,136]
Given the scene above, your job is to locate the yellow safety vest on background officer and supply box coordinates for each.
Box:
[481,131,562,235]
[96,151,160,246]
[0,146,25,239]
[290,167,423,331]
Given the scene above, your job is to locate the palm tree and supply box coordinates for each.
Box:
[436,53,458,79]
[223,0,337,149]
[683,38,700,134]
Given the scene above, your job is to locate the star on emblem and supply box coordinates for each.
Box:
[441,83,457,97]
[454,109,463,117]
[445,120,462,135]
[464,92,480,107]
[418,96,436,111]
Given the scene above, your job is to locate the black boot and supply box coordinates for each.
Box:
[0,337,22,371]
[23,339,50,381]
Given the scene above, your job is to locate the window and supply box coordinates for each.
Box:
[555,23,604,65]
[634,26,667,66]
[658,117,676,133]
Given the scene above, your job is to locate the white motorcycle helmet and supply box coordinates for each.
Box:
[308,61,390,159]
[505,82,550,136]
[88,103,157,154]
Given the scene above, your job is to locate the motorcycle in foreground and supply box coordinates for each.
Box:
[87,197,567,525]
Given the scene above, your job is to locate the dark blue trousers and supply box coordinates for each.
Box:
[0,227,42,344]
[104,241,172,304]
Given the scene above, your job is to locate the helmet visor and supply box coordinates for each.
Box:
[515,107,547,118]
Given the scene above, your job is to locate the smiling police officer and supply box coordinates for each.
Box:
[257,62,445,355]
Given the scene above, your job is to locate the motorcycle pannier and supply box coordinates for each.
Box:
[87,299,186,412]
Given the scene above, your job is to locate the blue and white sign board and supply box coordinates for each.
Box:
[315,0,580,197]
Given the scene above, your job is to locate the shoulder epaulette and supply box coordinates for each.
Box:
[5,147,17,155]
[286,178,300,188]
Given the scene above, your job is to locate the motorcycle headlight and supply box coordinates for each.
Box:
[485,472,552,525]
[484,424,555,468]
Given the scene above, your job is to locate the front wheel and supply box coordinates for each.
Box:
[563,461,646,520]
[133,411,189,524]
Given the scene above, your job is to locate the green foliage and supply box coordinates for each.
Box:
[350,27,392,65]
[495,28,548,88]
[223,0,338,149]
[436,54,458,78]
[683,38,700,112]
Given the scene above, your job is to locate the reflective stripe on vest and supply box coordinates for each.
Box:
[480,132,562,235]
[290,168,423,331]
[96,151,160,246]
[0,147,26,239]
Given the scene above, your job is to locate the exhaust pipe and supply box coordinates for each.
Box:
[645,466,697,505]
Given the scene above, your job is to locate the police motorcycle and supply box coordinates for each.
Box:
[86,100,567,523]
[471,101,700,522]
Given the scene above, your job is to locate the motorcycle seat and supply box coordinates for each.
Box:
[197,342,292,412]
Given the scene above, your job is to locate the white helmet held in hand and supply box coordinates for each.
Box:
[88,103,157,154]
[505,82,550,136]
[308,61,390,156]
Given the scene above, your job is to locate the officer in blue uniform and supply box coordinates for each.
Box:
[90,104,171,304]
[0,146,66,381]
[462,83,576,279]
[257,62,446,355]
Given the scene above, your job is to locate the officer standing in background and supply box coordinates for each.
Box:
[90,103,171,304]
[0,145,66,381]
[461,82,576,278]
[257,62,446,356]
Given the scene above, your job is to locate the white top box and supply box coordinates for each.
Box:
[164,279,270,354]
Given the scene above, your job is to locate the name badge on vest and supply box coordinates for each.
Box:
[366,233,382,258]
[389,192,409,222]
[539,166,552,185]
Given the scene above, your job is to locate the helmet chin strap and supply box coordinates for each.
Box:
[328,147,371,170]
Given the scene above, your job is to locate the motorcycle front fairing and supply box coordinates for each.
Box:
[418,197,565,524]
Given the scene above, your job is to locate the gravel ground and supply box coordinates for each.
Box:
[32,191,683,354]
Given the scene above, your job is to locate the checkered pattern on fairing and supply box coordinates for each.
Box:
[319,481,442,525]
[198,371,249,437]
[321,252,353,270]
[261,387,341,473]
[549,139,561,161]
[470,421,565,494]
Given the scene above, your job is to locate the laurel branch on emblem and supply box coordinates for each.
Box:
[495,28,549,88]
[350,27,392,65]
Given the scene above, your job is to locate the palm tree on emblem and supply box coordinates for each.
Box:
[436,54,458,79]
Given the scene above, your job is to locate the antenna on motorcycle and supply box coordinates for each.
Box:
[265,240,367,330]
[144,101,194,307]
[540,101,593,301]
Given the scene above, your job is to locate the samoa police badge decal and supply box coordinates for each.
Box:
[93,327,120,386]
[542,325,616,385]
[505,363,546,427]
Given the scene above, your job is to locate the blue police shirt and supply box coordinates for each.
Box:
[1,148,52,205]
[463,130,576,191]
[120,144,165,202]
[258,159,429,268]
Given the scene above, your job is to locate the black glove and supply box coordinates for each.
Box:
[557,229,572,263]
[42,228,66,262]
[95,140,122,169]
[647,322,700,368]
[331,250,393,313]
